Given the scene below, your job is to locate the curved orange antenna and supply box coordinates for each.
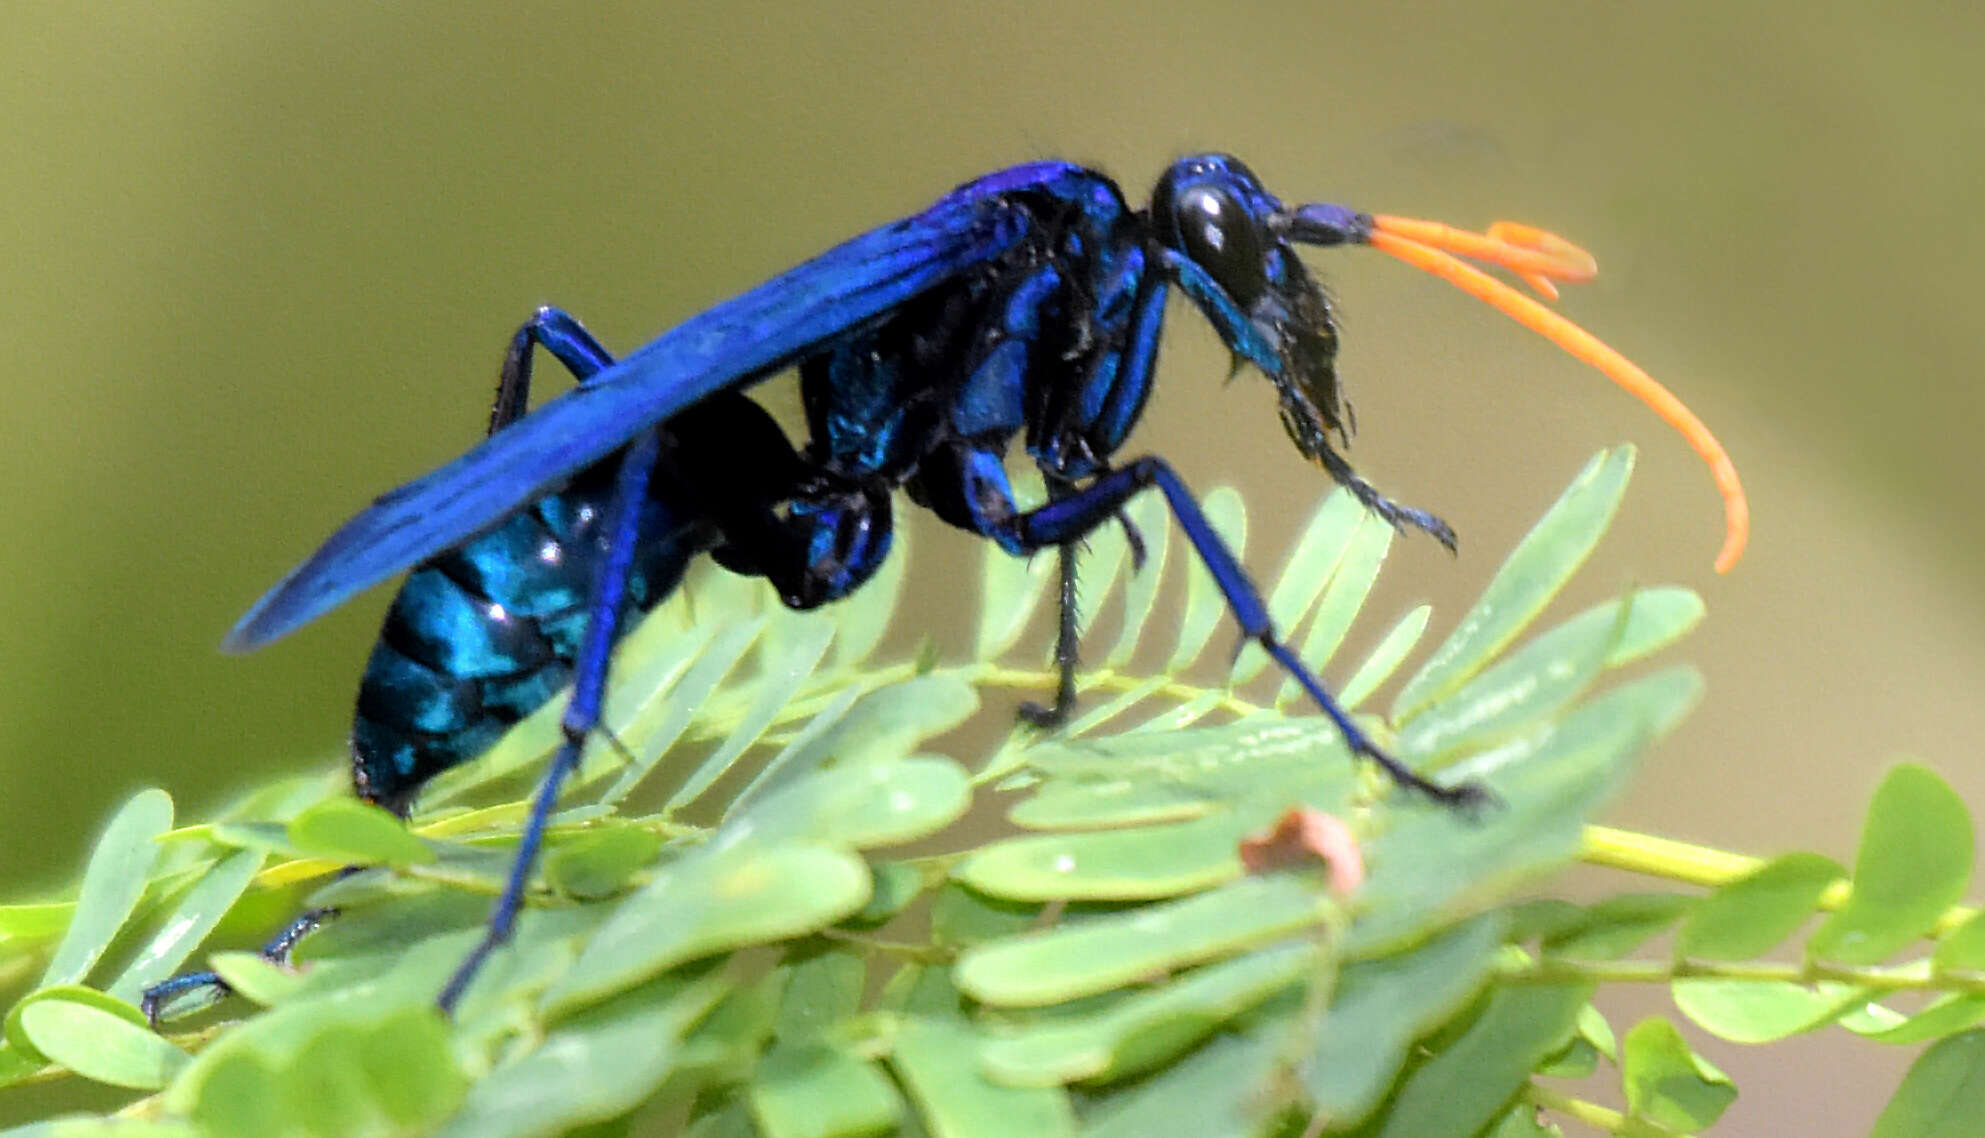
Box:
[1370,215,1595,295]
[1484,221,1579,301]
[1366,215,1748,573]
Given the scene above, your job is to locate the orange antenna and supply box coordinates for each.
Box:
[1367,214,1748,573]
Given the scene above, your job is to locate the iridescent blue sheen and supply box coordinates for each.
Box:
[153,153,1487,1025]
[351,461,704,811]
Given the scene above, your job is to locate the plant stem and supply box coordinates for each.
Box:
[1506,953,1985,994]
[1525,1084,1693,1137]
[1580,825,1978,936]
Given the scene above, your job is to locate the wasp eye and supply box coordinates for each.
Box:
[1175,185,1266,305]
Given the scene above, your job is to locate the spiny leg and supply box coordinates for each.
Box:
[1311,442,1457,552]
[1017,542,1082,727]
[1016,485,1152,729]
[437,425,663,1013]
[1019,476,1083,728]
[491,306,617,432]
[140,907,338,1028]
[384,308,625,1010]
[144,308,625,1026]
[998,456,1486,808]
[441,309,627,1009]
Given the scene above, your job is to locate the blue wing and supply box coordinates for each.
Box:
[227,179,1042,651]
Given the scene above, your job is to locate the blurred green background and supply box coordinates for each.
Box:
[4,2,1981,1131]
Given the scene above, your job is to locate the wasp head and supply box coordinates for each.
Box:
[1148,153,1370,465]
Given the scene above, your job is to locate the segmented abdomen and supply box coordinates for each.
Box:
[350,460,708,814]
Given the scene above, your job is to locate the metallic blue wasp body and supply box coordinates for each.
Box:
[299,156,1467,829]
[153,152,1733,1023]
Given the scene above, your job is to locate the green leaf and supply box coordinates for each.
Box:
[108,847,264,1003]
[1536,1034,1600,1079]
[1132,687,1227,732]
[207,951,310,1010]
[955,813,1255,902]
[977,532,1058,663]
[0,1120,200,1138]
[775,949,867,1039]
[0,902,75,946]
[546,825,664,900]
[1672,978,1868,1043]
[743,757,971,849]
[286,798,434,867]
[1678,852,1842,961]
[1232,490,1363,685]
[1870,1029,1985,1138]
[1538,1002,1617,1078]
[1620,1016,1736,1130]
[205,821,306,860]
[1935,910,1985,972]
[1005,769,1215,830]
[675,969,787,1090]
[437,970,727,1138]
[213,771,343,826]
[1352,669,1697,956]
[929,884,1038,950]
[981,941,1320,1086]
[684,1102,756,1138]
[1104,493,1173,669]
[1506,898,1588,944]
[1394,446,1634,721]
[830,514,906,668]
[1301,912,1508,1123]
[1055,674,1171,739]
[749,1044,902,1138]
[544,844,870,1015]
[1077,1026,1286,1138]
[596,618,762,805]
[1336,603,1431,712]
[1844,994,1985,1045]
[16,994,187,1089]
[1071,504,1133,644]
[1016,717,1360,831]
[669,614,837,810]
[847,861,925,928]
[1809,763,1973,965]
[5,985,152,1066]
[1168,487,1246,671]
[184,1048,289,1138]
[1542,893,1694,961]
[42,788,173,987]
[1375,982,1592,1138]
[349,1006,472,1132]
[890,1018,1075,1138]
[730,686,865,805]
[955,876,1333,1007]
[1577,1001,1619,1062]
[1275,510,1391,706]
[1398,588,1695,761]
[195,1006,468,1137]
[161,933,489,1117]
[1487,1101,1563,1138]
[1583,586,1703,666]
[745,675,979,800]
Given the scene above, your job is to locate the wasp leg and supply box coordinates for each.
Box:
[936,446,1487,809]
[490,306,617,432]
[140,907,339,1028]
[436,426,664,1014]
[1018,540,1083,728]
[1310,443,1457,552]
[1018,473,1085,729]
